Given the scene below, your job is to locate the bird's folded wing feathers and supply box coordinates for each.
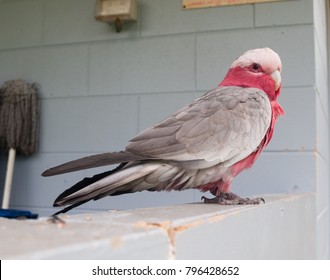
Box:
[127,86,272,166]
[43,86,272,177]
[42,151,146,176]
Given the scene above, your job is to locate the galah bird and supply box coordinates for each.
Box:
[43,47,284,216]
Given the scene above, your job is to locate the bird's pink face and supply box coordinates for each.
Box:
[220,48,282,101]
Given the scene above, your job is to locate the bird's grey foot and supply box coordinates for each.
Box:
[201,192,265,205]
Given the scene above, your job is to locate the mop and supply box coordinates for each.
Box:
[0,79,39,219]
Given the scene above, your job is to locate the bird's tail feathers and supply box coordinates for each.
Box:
[54,162,160,207]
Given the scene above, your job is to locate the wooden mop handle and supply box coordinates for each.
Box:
[2,148,16,209]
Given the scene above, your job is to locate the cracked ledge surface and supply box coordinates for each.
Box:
[0,193,316,259]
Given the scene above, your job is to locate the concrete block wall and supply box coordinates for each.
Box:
[0,0,328,258]
[0,194,317,259]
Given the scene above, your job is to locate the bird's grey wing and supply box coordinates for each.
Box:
[42,151,147,176]
[43,86,271,177]
[126,86,272,167]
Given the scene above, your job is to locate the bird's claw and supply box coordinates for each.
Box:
[201,192,265,205]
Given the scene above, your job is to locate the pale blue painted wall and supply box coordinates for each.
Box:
[0,0,328,257]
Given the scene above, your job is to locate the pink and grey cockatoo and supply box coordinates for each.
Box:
[43,47,284,216]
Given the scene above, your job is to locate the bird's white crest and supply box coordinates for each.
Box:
[231,47,282,74]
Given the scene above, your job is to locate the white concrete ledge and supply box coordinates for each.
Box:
[0,193,316,259]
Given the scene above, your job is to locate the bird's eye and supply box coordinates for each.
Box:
[249,63,262,73]
[252,63,260,70]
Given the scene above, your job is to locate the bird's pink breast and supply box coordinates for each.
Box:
[197,66,284,195]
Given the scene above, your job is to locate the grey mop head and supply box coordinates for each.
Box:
[0,80,39,155]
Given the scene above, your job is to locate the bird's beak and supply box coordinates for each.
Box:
[271,70,281,91]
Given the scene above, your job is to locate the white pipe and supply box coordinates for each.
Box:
[2,148,16,209]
